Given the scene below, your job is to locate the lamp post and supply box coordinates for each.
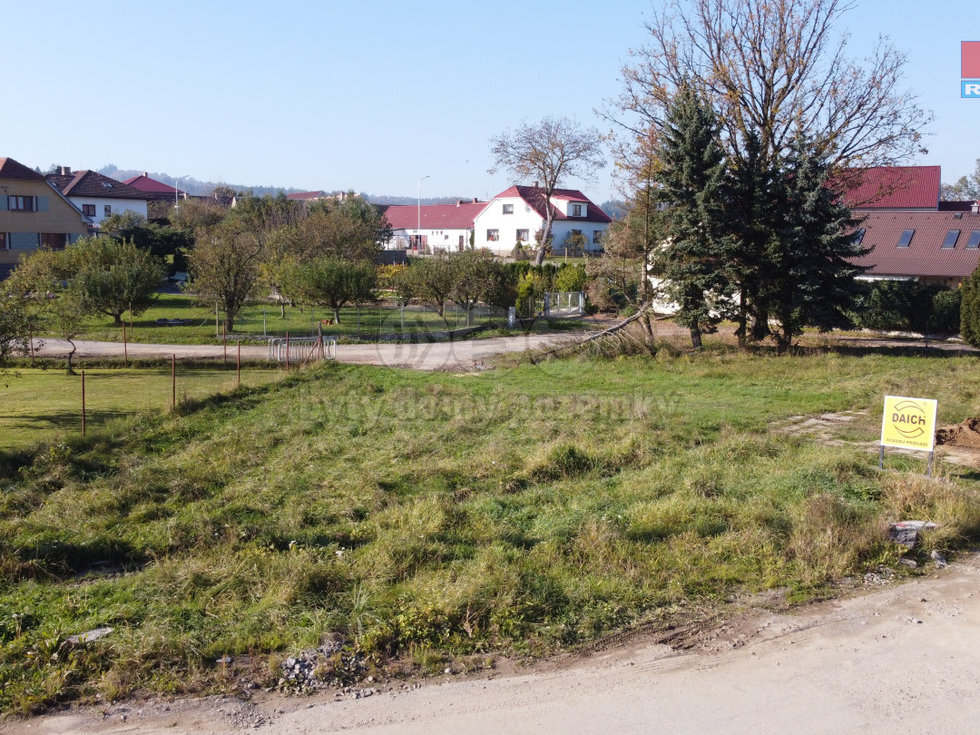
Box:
[417,175,429,251]
[173,175,190,211]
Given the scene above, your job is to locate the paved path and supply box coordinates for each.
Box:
[31,333,581,371]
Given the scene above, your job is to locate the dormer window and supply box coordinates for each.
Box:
[571,203,583,217]
[502,203,514,215]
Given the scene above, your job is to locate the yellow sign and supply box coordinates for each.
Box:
[881,395,938,451]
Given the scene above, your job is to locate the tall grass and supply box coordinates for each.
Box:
[1,349,979,713]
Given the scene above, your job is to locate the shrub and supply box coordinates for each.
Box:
[961,266,980,346]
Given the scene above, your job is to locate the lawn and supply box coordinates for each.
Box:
[71,294,524,345]
[0,366,284,452]
[1,347,978,714]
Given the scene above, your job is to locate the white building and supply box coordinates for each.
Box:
[472,186,611,256]
[383,199,486,253]
[45,168,149,228]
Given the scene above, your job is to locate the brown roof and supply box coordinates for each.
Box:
[46,170,150,200]
[0,157,43,181]
[850,210,980,279]
[286,191,327,201]
[122,174,187,200]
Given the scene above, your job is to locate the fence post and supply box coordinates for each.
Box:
[123,323,128,367]
[171,354,176,410]
[81,369,86,436]
[223,323,227,368]
[237,341,241,387]
[285,332,290,371]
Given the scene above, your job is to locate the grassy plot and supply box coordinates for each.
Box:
[0,367,284,452]
[1,349,979,713]
[72,293,515,345]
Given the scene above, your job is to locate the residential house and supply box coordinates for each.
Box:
[0,157,89,278]
[842,166,980,286]
[123,172,190,203]
[472,186,611,256]
[383,199,486,252]
[45,167,149,227]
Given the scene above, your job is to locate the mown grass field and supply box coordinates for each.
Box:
[72,293,517,345]
[0,367,284,451]
[1,346,979,714]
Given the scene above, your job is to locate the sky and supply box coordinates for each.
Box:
[3,1,979,203]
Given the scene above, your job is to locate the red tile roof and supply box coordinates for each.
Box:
[383,201,486,230]
[0,157,43,181]
[123,174,186,197]
[46,170,149,200]
[837,166,941,210]
[492,185,612,223]
[850,210,980,279]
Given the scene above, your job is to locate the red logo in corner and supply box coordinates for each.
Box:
[963,41,980,78]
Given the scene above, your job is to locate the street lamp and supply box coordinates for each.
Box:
[417,175,430,251]
[173,175,190,211]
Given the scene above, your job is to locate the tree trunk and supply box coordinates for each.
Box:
[639,311,657,355]
[226,316,234,333]
[280,302,286,319]
[65,340,77,375]
[333,307,341,324]
[689,326,703,350]
[113,313,124,327]
[736,291,748,349]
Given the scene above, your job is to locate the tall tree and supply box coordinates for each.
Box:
[489,116,606,266]
[760,136,868,352]
[654,87,733,349]
[187,218,265,332]
[612,0,931,169]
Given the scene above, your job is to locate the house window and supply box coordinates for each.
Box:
[487,229,499,242]
[571,203,583,216]
[502,203,514,214]
[104,204,112,217]
[0,232,5,250]
[8,195,35,211]
[82,204,96,217]
[593,230,602,244]
[516,228,529,242]
[942,230,960,249]
[852,228,866,245]
[968,231,980,249]
[897,229,914,248]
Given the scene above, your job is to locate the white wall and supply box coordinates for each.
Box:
[69,197,148,227]
[390,228,472,252]
[474,196,608,255]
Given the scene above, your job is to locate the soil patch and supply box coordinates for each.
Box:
[936,418,980,449]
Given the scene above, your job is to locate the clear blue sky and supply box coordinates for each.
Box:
[4,1,978,202]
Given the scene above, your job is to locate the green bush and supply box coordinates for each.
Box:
[854,280,960,334]
[962,266,980,346]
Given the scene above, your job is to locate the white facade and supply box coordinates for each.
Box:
[68,196,148,227]
[390,227,472,253]
[473,192,609,256]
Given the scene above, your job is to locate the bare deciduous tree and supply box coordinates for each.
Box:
[612,0,931,168]
[489,117,605,266]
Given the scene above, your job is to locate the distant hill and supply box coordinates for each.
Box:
[95,165,471,205]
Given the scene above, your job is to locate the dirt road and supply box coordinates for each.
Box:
[10,553,980,735]
[31,333,578,372]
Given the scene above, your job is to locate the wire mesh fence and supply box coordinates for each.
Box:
[0,364,285,453]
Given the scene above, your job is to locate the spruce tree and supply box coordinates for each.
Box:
[761,137,868,353]
[655,86,732,348]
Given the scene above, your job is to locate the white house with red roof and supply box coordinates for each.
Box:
[473,185,611,256]
[383,199,486,252]
[45,167,149,227]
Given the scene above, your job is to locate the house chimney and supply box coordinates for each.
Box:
[533,181,539,188]
[59,166,71,176]
[472,197,478,203]
[457,199,463,206]
[973,201,979,214]
[142,172,149,177]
